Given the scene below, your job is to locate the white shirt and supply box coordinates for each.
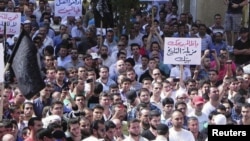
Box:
[170,66,191,81]
[128,33,144,46]
[104,39,117,55]
[153,135,168,141]
[150,98,163,111]
[123,135,148,141]
[101,56,115,67]
[202,102,216,116]
[44,35,54,46]
[188,111,209,131]
[169,128,195,141]
[186,103,194,115]
[96,78,117,92]
[128,55,142,65]
[33,8,43,23]
[57,55,71,67]
[82,136,101,141]
[134,64,148,81]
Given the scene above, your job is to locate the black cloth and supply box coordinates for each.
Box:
[66,137,74,141]
[195,132,207,141]
[53,78,70,92]
[141,129,156,140]
[92,0,114,28]
[77,38,97,54]
[10,30,45,99]
[139,70,153,83]
[227,0,245,14]
[88,95,99,109]
[233,39,250,65]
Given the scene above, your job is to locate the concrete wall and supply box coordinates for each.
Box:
[195,0,227,26]
[180,0,227,26]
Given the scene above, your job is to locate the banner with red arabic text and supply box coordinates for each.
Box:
[0,12,21,35]
[55,0,82,17]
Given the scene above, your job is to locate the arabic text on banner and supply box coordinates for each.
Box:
[0,12,21,35]
[55,0,82,17]
[164,38,202,65]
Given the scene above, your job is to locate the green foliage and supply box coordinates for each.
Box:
[111,0,140,34]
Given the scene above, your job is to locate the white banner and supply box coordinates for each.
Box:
[164,38,201,65]
[0,12,21,35]
[55,0,82,17]
[0,43,4,82]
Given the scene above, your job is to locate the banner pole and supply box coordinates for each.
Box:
[100,20,103,46]
[0,22,7,121]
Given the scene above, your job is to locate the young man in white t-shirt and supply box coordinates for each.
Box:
[169,110,195,141]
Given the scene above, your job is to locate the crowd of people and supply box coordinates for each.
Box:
[0,0,250,141]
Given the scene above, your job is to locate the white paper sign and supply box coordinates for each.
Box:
[164,38,201,65]
[96,28,106,36]
[55,0,82,17]
[0,12,21,35]
[0,43,4,82]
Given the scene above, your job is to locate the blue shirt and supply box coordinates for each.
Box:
[33,97,52,118]
[210,41,227,60]
[53,34,63,47]
[198,69,209,80]
[231,107,242,121]
[127,103,161,121]
[196,33,212,51]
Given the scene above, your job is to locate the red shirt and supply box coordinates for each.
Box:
[139,46,147,56]
[211,61,236,81]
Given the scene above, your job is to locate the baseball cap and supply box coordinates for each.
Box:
[239,27,249,33]
[192,96,205,105]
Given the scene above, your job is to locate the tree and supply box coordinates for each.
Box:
[111,0,140,35]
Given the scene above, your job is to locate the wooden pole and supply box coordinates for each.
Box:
[0,59,4,122]
[152,6,154,26]
[100,20,103,47]
[0,22,7,121]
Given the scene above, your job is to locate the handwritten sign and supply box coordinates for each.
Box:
[164,38,201,65]
[55,0,82,17]
[0,12,21,35]
[96,28,106,36]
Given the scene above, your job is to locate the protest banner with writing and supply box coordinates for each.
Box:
[55,0,82,17]
[0,12,21,35]
[164,38,201,65]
